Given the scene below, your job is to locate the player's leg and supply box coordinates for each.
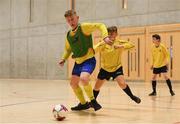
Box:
[70,63,90,111]
[162,72,175,96]
[80,71,102,111]
[115,75,141,104]
[149,72,158,96]
[70,75,84,103]
[80,72,94,100]
[80,57,102,111]
[93,68,108,99]
[93,79,106,99]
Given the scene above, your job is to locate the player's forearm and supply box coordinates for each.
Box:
[61,51,71,60]
[81,23,108,39]
[123,42,135,49]
[61,40,72,60]
[95,23,108,39]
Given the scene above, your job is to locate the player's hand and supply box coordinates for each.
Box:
[114,45,124,49]
[59,59,65,67]
[150,65,153,70]
[103,37,113,45]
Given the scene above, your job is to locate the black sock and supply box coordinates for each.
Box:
[123,85,134,99]
[166,79,173,91]
[93,90,100,99]
[152,80,157,93]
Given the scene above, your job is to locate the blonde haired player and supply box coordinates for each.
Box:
[93,26,141,104]
[149,34,175,96]
[59,10,112,111]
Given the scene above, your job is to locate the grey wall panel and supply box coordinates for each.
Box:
[47,0,69,24]
[0,30,11,40]
[47,24,67,35]
[47,34,67,79]
[119,0,148,16]
[95,0,121,19]
[11,38,28,78]
[11,28,28,38]
[11,0,29,29]
[28,0,48,27]
[117,14,148,27]
[148,11,180,25]
[75,0,96,21]
[27,36,47,79]
[0,39,10,78]
[28,26,47,37]
[0,0,11,30]
[148,0,180,13]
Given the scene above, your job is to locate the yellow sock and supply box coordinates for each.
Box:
[73,86,86,104]
[84,83,95,101]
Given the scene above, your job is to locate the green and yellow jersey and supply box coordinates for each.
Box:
[94,38,135,72]
[61,23,108,64]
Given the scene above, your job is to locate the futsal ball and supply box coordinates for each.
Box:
[52,104,68,121]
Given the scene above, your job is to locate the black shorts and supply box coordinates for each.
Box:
[153,66,168,74]
[97,66,124,80]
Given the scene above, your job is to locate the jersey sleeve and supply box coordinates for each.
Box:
[119,40,135,50]
[162,45,170,63]
[61,38,72,60]
[81,23,108,39]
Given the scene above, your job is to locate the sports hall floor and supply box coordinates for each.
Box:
[0,79,180,124]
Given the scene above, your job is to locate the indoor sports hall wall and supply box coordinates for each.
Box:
[0,0,71,79]
[0,0,180,79]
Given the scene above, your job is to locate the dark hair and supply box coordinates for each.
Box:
[64,10,77,17]
[107,26,117,33]
[152,34,161,40]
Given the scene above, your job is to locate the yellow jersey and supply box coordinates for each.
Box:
[61,23,108,64]
[94,39,135,72]
[152,43,170,68]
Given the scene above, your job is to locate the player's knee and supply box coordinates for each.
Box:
[163,75,168,80]
[70,82,74,87]
[94,84,100,91]
[118,82,127,89]
[70,82,78,88]
[123,83,127,88]
[80,76,89,84]
[152,76,156,80]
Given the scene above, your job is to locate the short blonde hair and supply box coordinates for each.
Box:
[64,10,77,17]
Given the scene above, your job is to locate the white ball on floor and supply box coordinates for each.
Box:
[52,104,68,121]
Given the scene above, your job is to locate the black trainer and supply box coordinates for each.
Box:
[149,92,157,96]
[71,102,90,111]
[132,96,141,104]
[170,90,175,96]
[90,99,102,111]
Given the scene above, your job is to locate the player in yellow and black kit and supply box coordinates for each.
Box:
[149,34,175,96]
[59,10,112,111]
[93,26,141,104]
